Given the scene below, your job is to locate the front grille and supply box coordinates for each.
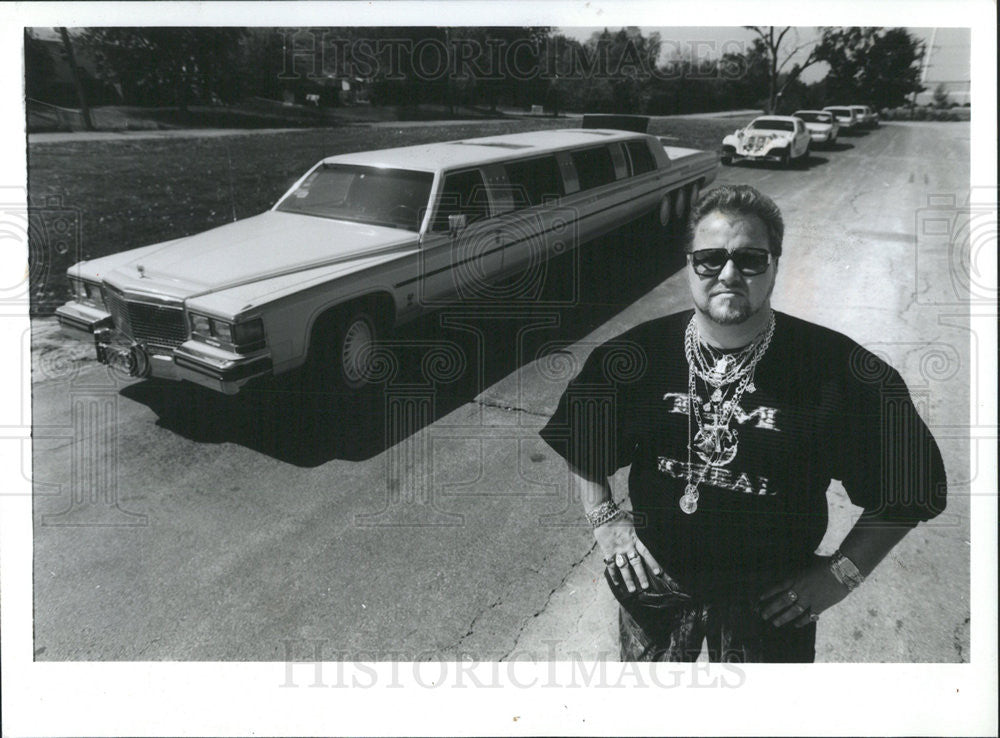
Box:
[101,286,188,349]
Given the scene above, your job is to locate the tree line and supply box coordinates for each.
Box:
[25,26,928,116]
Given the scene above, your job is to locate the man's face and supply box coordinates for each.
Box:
[687,211,778,325]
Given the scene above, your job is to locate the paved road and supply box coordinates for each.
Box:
[31,121,971,662]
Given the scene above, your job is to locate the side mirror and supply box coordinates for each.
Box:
[448,213,468,237]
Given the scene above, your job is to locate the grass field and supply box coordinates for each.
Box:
[27,115,753,314]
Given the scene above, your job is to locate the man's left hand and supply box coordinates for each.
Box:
[758,557,850,628]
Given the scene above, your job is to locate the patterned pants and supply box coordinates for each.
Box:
[618,597,817,663]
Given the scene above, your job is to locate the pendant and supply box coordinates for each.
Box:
[694,429,717,455]
[680,484,699,514]
[746,381,756,394]
[715,356,730,374]
[693,427,739,465]
[710,388,723,403]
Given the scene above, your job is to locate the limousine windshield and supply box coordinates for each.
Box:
[277,164,434,231]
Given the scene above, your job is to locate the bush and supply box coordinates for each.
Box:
[880,105,964,122]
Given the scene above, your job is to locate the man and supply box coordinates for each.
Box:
[539,184,947,662]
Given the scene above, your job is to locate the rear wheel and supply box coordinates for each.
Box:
[657,192,674,230]
[673,186,689,222]
[689,181,701,210]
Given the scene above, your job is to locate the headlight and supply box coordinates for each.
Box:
[210,319,232,343]
[190,314,211,335]
[69,278,87,300]
[69,277,105,309]
[189,313,264,351]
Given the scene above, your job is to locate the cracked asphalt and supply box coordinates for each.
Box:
[31,121,971,662]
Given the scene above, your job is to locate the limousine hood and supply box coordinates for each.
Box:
[76,211,417,298]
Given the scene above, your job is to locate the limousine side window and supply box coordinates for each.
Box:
[624,140,656,176]
[570,146,617,191]
[504,155,564,209]
[431,169,490,232]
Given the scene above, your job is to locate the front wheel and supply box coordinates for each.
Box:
[798,142,811,168]
[778,148,790,169]
[309,306,384,394]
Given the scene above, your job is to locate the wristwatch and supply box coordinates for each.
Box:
[829,550,865,591]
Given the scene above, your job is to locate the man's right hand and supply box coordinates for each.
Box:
[594,515,664,593]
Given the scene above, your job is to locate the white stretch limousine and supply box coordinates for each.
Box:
[56,127,718,394]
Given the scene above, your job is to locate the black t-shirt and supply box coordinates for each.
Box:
[539,310,947,599]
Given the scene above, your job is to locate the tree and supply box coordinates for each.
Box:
[814,27,925,109]
[24,29,55,101]
[59,28,94,129]
[744,27,823,113]
[932,82,951,108]
[81,28,246,108]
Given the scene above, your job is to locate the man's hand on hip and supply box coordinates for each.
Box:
[757,557,850,628]
[594,516,664,594]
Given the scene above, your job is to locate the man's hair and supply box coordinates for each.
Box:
[686,184,784,257]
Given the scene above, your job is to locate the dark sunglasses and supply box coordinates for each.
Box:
[688,248,772,276]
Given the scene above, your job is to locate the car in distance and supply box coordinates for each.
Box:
[720,115,812,167]
[792,110,840,146]
[823,106,860,132]
[56,128,718,395]
[849,104,879,128]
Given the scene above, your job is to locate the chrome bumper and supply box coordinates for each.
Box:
[732,149,785,162]
[57,301,271,394]
[55,302,113,338]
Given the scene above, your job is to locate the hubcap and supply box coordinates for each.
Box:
[659,196,672,227]
[341,317,374,386]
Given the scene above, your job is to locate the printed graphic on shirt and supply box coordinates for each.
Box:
[657,457,774,497]
[661,392,781,432]
[658,392,780,498]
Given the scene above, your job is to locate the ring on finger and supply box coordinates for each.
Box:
[786,589,799,603]
[615,553,627,568]
[809,613,819,622]
[626,551,641,562]
[603,556,615,566]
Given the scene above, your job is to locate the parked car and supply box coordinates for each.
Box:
[850,105,879,128]
[792,110,840,146]
[720,116,812,167]
[56,128,718,395]
[823,106,860,132]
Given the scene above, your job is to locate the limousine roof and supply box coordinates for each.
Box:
[323,128,655,172]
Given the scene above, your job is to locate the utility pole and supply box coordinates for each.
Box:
[59,27,94,130]
[913,27,937,107]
